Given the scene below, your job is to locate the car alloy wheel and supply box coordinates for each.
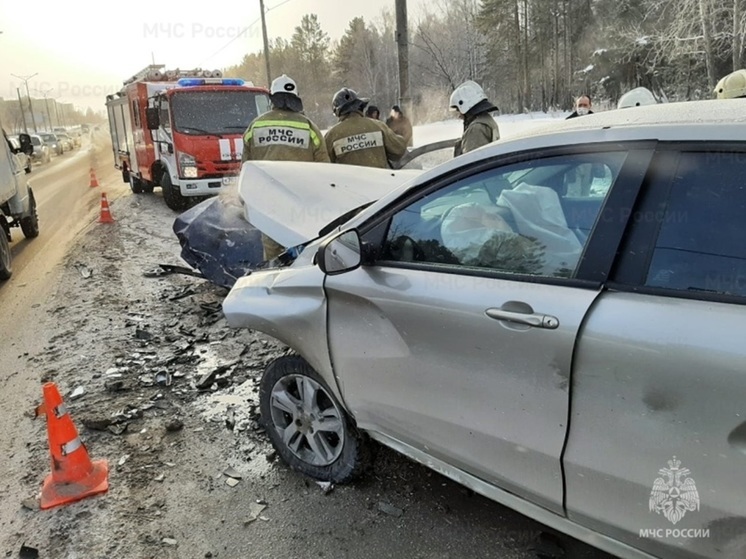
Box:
[269,373,345,466]
[259,355,372,483]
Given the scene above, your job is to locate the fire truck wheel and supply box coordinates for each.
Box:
[129,175,144,194]
[161,172,189,212]
[142,182,154,194]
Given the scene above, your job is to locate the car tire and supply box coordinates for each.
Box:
[161,172,189,212]
[259,355,373,484]
[0,227,12,281]
[20,189,40,239]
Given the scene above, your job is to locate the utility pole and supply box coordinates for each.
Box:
[395,0,411,116]
[16,88,28,134]
[12,73,39,134]
[36,88,54,131]
[259,0,272,87]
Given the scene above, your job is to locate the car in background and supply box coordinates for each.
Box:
[7,136,32,173]
[67,127,82,148]
[55,133,73,152]
[223,99,746,559]
[38,132,63,156]
[28,134,50,164]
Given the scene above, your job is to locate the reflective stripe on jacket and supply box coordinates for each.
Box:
[242,109,329,163]
[324,113,408,168]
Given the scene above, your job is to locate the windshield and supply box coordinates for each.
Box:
[170,90,270,136]
[39,134,56,142]
[31,136,42,146]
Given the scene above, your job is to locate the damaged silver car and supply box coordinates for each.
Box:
[223,100,746,559]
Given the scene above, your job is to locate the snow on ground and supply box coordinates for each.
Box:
[412,111,570,147]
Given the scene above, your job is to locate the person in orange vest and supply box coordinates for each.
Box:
[324,88,407,168]
[242,74,329,261]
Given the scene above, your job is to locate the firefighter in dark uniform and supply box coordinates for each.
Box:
[242,74,329,261]
[324,88,408,169]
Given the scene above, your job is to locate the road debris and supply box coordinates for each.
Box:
[19,544,39,559]
[243,502,267,525]
[74,263,92,279]
[378,502,404,518]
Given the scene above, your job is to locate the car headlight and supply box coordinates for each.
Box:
[179,153,198,178]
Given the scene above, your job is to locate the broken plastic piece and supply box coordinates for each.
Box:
[155,371,173,387]
[223,467,242,480]
[143,264,205,279]
[243,502,267,525]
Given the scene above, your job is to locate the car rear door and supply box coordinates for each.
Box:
[323,145,653,514]
[563,144,746,559]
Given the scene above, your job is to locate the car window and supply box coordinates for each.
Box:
[381,151,628,278]
[645,151,746,297]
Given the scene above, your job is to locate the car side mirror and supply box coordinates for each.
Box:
[145,108,160,130]
[19,133,33,155]
[317,230,362,275]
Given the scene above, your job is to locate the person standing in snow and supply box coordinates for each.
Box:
[324,88,408,168]
[449,80,500,157]
[241,74,329,261]
[365,105,381,120]
[385,105,414,147]
[566,95,594,119]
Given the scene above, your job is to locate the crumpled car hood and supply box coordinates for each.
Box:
[237,160,422,248]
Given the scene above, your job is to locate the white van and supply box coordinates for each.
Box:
[0,125,40,279]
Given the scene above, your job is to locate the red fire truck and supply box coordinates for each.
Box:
[105,65,270,211]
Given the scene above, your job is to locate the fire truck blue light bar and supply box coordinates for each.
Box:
[177,78,246,87]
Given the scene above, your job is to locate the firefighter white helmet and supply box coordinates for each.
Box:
[449,81,487,115]
[617,87,658,109]
[270,75,299,97]
[714,69,746,99]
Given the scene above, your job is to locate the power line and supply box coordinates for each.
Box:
[198,0,294,68]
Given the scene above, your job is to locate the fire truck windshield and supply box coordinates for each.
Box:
[170,90,270,136]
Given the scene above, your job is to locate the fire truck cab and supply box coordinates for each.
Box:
[106,65,270,211]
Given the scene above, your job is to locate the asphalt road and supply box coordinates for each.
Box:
[0,134,618,559]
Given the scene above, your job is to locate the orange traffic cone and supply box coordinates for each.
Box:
[36,382,109,510]
[89,168,99,188]
[98,193,115,223]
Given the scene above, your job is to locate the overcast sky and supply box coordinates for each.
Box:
[1,0,428,112]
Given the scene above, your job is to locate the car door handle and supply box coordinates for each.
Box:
[485,308,560,329]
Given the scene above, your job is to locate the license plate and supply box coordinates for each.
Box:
[222,176,237,186]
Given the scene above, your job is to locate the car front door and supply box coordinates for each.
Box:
[324,147,647,513]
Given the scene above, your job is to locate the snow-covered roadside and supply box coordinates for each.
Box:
[6,188,288,558]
